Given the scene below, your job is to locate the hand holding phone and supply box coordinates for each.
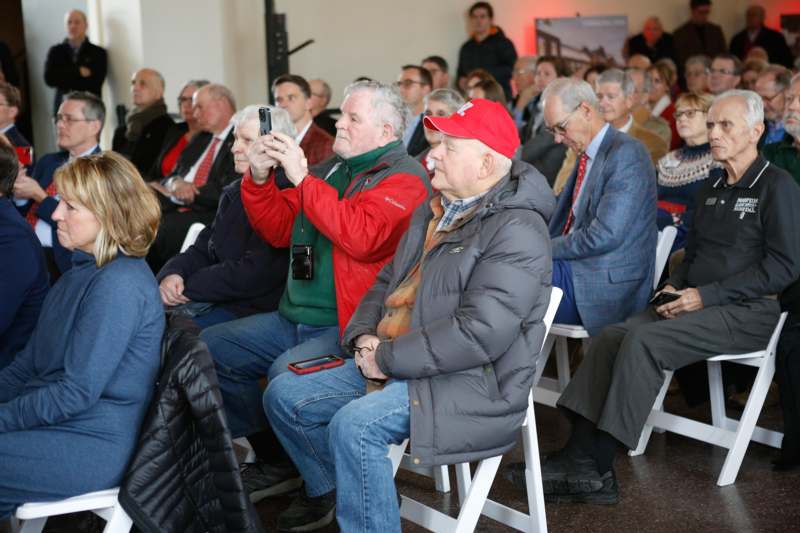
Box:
[288,355,345,375]
[649,291,681,307]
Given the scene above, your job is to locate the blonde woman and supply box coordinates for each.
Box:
[0,152,164,520]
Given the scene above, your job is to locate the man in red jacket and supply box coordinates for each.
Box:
[200,80,430,516]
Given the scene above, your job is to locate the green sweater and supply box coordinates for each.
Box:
[279,141,401,326]
[763,134,800,186]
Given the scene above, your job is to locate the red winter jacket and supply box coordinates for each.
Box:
[241,142,431,333]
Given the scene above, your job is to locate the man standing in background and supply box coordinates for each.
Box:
[44,10,107,115]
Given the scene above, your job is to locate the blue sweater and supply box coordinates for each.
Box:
[0,250,164,440]
[0,198,49,370]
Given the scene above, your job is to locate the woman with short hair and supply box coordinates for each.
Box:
[0,152,164,520]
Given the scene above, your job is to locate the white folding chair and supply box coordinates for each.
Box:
[390,287,563,533]
[629,312,787,486]
[11,488,132,533]
[534,227,677,407]
[179,222,206,253]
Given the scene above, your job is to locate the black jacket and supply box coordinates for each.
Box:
[626,32,676,64]
[44,39,107,114]
[164,129,239,213]
[730,26,794,68]
[119,317,264,533]
[457,26,517,98]
[157,179,290,317]
[406,118,429,158]
[113,113,175,177]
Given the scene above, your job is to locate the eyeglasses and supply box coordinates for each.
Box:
[53,114,93,125]
[394,80,427,89]
[544,105,580,137]
[674,108,704,120]
[710,68,736,76]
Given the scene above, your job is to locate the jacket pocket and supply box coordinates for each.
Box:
[607,264,646,284]
[482,364,501,401]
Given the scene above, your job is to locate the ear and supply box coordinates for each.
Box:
[9,106,18,121]
[751,120,765,142]
[480,151,495,179]
[383,122,395,141]
[89,119,102,140]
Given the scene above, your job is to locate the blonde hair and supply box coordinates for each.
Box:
[675,92,714,113]
[54,152,161,267]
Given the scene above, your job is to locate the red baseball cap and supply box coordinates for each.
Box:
[423,98,519,159]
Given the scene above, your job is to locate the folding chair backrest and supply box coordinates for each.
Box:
[180,223,206,253]
[543,287,562,336]
[654,226,677,291]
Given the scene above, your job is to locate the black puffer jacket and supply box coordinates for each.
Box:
[344,161,555,466]
[119,317,263,533]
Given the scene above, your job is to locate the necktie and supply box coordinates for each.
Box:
[25,181,58,228]
[562,153,590,235]
[193,137,221,188]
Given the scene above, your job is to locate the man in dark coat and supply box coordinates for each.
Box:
[627,17,676,64]
[673,0,726,83]
[44,10,107,115]
[112,68,174,176]
[263,99,554,532]
[456,2,517,99]
[730,5,794,68]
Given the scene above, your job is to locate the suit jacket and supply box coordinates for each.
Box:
[313,110,338,136]
[19,146,102,272]
[147,121,189,182]
[406,119,429,158]
[3,125,30,148]
[673,22,726,80]
[299,122,334,166]
[44,39,107,114]
[549,127,657,335]
[164,128,240,213]
[730,26,793,68]
[113,113,175,177]
[629,121,669,164]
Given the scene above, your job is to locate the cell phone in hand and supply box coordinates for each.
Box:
[649,291,681,307]
[258,106,272,136]
[288,355,345,375]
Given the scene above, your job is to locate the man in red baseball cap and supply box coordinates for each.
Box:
[263,97,557,531]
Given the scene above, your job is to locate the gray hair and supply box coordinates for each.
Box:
[713,90,764,129]
[685,54,711,70]
[343,80,410,140]
[232,105,296,137]
[424,88,465,115]
[542,77,599,112]
[625,68,651,93]
[760,65,792,92]
[63,90,106,134]
[596,68,636,97]
[181,79,209,95]
[203,83,237,111]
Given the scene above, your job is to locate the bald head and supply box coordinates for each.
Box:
[193,83,236,133]
[65,10,87,43]
[642,17,663,45]
[131,68,165,108]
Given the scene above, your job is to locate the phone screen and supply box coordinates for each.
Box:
[258,107,272,136]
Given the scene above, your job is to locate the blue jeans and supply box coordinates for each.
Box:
[191,305,238,329]
[264,360,409,533]
[553,258,582,325]
[200,311,342,438]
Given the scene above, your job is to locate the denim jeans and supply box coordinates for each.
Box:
[200,311,342,438]
[191,305,238,329]
[264,360,409,533]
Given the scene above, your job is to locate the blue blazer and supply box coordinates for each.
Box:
[549,128,657,335]
[17,147,101,273]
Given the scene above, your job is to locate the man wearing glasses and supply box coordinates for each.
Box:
[13,91,103,275]
[395,65,433,157]
[708,54,742,95]
[542,77,656,335]
[755,65,791,146]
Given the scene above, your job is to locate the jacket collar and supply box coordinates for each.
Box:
[711,154,770,190]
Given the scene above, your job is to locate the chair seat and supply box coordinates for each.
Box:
[707,350,766,362]
[15,489,120,520]
[549,324,589,338]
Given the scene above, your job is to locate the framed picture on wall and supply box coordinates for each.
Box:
[535,15,628,73]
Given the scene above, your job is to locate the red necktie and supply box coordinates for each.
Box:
[25,181,58,228]
[562,153,590,235]
[193,137,221,188]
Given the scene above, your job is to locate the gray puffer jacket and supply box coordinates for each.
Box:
[343,160,555,466]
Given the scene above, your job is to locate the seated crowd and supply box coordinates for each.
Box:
[3,1,800,531]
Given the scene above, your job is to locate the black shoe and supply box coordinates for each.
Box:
[277,490,336,532]
[240,460,303,503]
[540,448,607,495]
[544,468,620,505]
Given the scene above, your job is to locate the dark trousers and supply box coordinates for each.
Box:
[777,314,800,459]
[557,298,780,450]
